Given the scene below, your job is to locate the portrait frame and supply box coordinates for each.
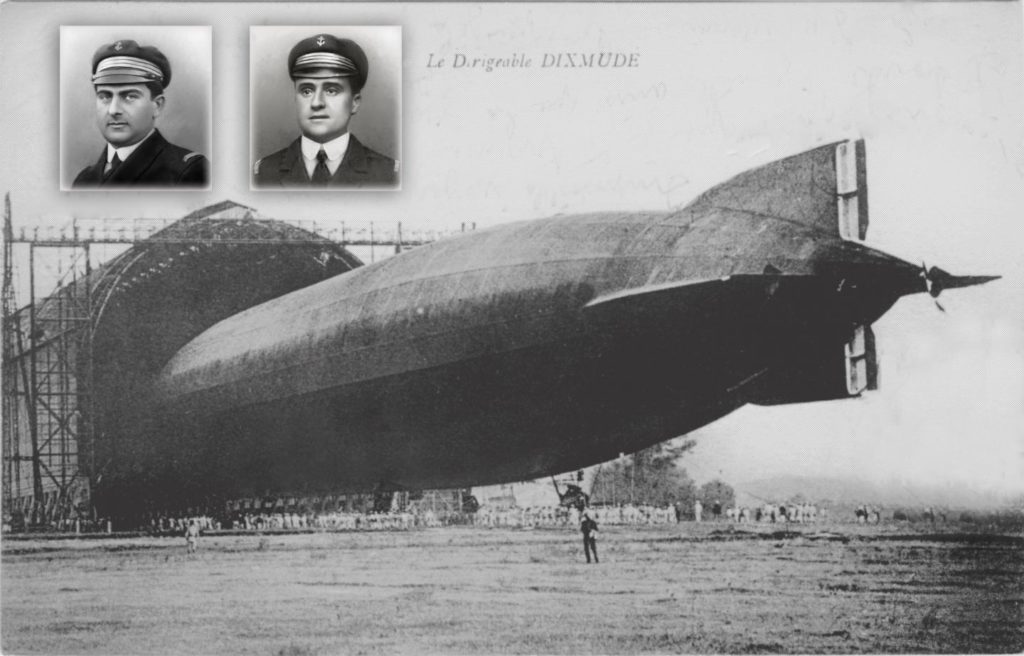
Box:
[250,25,402,191]
[59,24,213,191]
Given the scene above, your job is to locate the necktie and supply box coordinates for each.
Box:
[103,153,122,180]
[312,149,330,185]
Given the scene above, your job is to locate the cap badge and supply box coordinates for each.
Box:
[316,36,326,47]
[114,41,123,51]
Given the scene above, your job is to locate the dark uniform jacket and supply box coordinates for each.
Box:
[73,130,208,188]
[253,135,398,189]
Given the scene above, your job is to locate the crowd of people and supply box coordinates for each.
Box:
[725,503,823,524]
[232,509,461,531]
[141,509,460,534]
[855,505,882,524]
[146,500,831,536]
[6,497,948,536]
[474,503,681,528]
[691,499,825,524]
[141,503,684,535]
[4,514,113,534]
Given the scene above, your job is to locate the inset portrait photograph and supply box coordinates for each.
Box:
[60,26,212,190]
[251,26,401,190]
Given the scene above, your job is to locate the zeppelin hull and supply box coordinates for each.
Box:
[151,309,756,504]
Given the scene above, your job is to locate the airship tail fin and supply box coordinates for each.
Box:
[585,277,882,407]
[686,139,869,242]
[750,323,879,406]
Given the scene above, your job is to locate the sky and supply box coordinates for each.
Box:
[1,2,1023,499]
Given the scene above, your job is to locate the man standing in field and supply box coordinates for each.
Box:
[185,519,200,555]
[581,510,599,564]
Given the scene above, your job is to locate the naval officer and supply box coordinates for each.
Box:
[73,40,209,188]
[253,34,398,188]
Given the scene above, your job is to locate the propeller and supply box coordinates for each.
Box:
[920,262,1000,312]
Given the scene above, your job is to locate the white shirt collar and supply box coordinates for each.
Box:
[301,133,350,177]
[107,129,156,163]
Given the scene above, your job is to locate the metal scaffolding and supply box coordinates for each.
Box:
[10,215,471,249]
[2,198,470,528]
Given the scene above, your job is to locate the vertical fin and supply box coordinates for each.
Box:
[835,140,869,242]
[685,139,869,242]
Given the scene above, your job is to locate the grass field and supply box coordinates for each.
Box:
[3,522,1022,654]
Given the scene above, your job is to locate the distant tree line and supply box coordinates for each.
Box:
[589,439,735,516]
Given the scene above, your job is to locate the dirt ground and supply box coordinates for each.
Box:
[2,522,1022,655]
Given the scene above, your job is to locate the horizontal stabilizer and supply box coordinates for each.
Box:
[584,278,725,311]
[582,274,833,346]
[583,274,822,316]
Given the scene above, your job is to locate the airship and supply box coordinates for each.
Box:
[149,139,995,508]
